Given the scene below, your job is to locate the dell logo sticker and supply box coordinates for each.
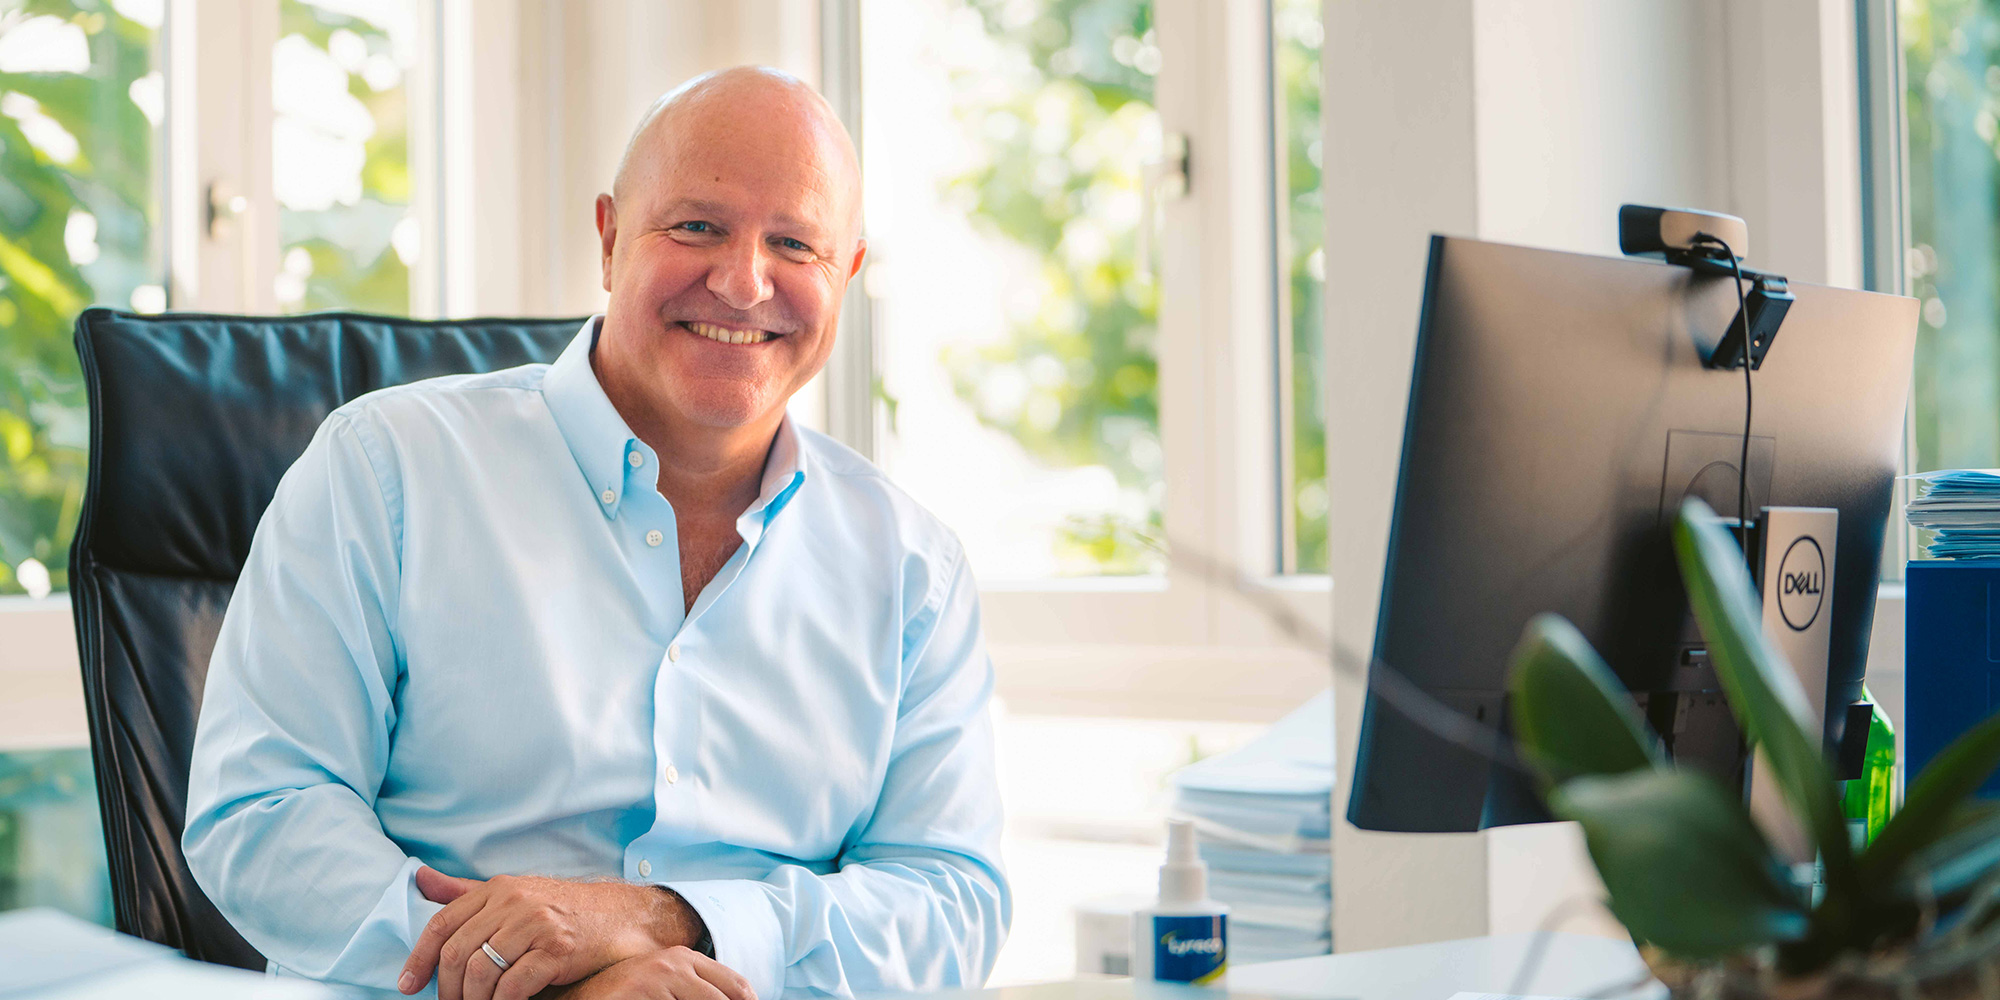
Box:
[1777,536,1826,632]
[1757,508,1838,728]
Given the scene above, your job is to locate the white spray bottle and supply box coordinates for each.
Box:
[1130,819,1228,984]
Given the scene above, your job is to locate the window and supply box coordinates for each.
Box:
[1274,0,1324,574]
[0,0,163,598]
[272,0,422,315]
[1894,0,2000,484]
[852,0,1331,654]
[861,0,1165,580]
[0,748,108,924]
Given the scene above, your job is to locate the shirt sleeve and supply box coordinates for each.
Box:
[181,411,445,992]
[663,546,1012,999]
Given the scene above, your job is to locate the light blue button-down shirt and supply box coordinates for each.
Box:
[182,317,1010,999]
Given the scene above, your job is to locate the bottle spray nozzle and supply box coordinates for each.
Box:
[1166,819,1198,864]
[1158,819,1208,904]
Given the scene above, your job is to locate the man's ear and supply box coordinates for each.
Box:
[595,194,618,293]
[847,238,868,282]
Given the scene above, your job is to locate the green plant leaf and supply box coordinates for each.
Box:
[1672,498,1855,893]
[1552,769,1809,958]
[1507,613,1663,782]
[1893,804,2000,902]
[1861,712,2000,893]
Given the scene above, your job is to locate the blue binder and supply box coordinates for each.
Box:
[1905,560,2000,798]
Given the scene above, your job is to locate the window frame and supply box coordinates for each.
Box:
[828,0,1332,716]
[4,0,1331,736]
[3,0,452,746]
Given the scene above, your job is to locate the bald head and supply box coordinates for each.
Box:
[612,66,863,246]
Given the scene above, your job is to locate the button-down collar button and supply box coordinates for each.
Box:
[668,643,681,662]
[628,451,643,468]
[600,488,616,505]
[646,529,664,547]
[637,859,652,877]
[665,765,680,785]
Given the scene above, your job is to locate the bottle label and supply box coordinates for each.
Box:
[1152,913,1226,984]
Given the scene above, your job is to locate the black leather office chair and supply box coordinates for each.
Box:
[68,308,584,967]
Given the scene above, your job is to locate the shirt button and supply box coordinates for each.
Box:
[665,765,680,785]
[600,488,616,505]
[637,859,652,877]
[646,529,664,547]
[628,451,644,468]
[668,643,681,662]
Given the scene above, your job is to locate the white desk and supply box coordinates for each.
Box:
[1,908,338,1000]
[922,933,1663,1000]
[9,911,1658,1000]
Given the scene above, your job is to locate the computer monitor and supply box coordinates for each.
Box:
[1345,235,1918,833]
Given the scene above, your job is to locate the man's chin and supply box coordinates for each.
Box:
[670,390,785,433]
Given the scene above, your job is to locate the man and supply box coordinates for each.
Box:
[182,67,1009,1000]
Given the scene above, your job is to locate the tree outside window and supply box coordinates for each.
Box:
[0,0,160,597]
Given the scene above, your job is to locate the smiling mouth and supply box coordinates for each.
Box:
[680,320,780,345]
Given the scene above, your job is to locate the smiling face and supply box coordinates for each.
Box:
[593,69,865,440]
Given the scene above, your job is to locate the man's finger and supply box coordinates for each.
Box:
[416,865,482,905]
[400,888,487,994]
[673,965,731,1000]
[693,953,756,1000]
[438,907,505,1000]
[457,930,510,1000]
[490,950,561,1000]
[464,920,538,1000]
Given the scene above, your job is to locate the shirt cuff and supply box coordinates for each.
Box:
[322,855,447,994]
[660,878,785,1000]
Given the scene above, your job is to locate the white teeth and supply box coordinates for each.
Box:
[686,321,769,345]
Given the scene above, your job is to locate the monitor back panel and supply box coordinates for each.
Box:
[1347,235,1917,833]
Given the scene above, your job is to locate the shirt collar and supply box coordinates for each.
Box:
[544,317,638,518]
[544,315,810,524]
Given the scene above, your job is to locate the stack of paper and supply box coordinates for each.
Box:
[1168,690,1334,965]
[1905,470,2000,559]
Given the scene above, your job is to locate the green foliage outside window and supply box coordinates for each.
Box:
[0,0,156,596]
[1277,0,1325,574]
[940,0,1328,576]
[1905,0,2000,473]
[943,0,1165,575]
[275,0,414,315]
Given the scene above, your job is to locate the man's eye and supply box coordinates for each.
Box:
[779,238,812,254]
[678,221,714,234]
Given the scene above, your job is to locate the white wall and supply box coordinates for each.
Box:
[1323,0,1491,954]
[1324,0,1869,950]
[451,0,821,319]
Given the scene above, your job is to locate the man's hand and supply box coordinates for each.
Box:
[398,867,706,1000]
[559,948,756,1000]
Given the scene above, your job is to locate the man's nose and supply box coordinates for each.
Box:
[706,238,775,312]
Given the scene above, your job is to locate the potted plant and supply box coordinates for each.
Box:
[1506,497,2000,1000]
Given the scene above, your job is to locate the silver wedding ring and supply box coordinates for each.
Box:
[481,941,511,971]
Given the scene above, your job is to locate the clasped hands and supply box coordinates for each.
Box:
[397,866,754,1000]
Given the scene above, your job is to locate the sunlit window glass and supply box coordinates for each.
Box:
[1903,0,2000,472]
[862,0,1164,580]
[0,748,108,923]
[1275,0,1324,573]
[273,0,417,315]
[0,0,163,596]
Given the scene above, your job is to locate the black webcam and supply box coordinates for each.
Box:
[1618,204,1790,371]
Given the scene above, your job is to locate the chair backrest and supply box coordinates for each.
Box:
[68,308,583,967]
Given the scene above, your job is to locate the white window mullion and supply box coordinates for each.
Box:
[166,0,277,314]
[407,0,445,318]
[1152,0,1226,646]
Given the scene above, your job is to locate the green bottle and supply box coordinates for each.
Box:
[1841,688,1898,848]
